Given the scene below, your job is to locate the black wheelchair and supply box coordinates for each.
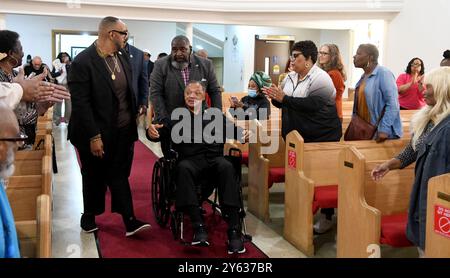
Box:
[151,147,252,245]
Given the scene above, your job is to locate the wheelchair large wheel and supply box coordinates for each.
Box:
[151,160,171,227]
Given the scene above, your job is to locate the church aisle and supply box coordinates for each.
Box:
[51,124,99,258]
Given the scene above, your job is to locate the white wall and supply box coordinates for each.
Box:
[386,0,450,76]
[223,25,322,92]
[5,14,176,65]
[125,20,176,59]
[194,23,225,41]
[0,14,6,29]
[59,34,97,59]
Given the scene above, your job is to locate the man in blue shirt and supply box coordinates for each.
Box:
[0,104,21,258]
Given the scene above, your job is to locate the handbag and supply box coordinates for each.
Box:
[344,114,377,141]
[344,90,386,141]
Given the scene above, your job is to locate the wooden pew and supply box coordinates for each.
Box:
[14,194,51,258]
[6,152,52,258]
[425,173,450,258]
[34,132,53,157]
[247,119,285,222]
[337,146,415,258]
[35,107,53,151]
[341,110,418,139]
[345,88,355,101]
[15,146,52,195]
[7,155,52,219]
[224,110,281,165]
[284,130,410,256]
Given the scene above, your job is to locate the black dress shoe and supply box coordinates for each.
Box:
[125,218,151,237]
[80,213,98,233]
[227,229,246,254]
[192,224,209,246]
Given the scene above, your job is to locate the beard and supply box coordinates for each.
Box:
[0,147,16,180]
[114,40,124,52]
[171,60,189,70]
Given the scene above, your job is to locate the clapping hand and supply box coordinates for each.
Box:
[262,84,285,103]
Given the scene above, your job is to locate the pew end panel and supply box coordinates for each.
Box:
[284,131,315,256]
[337,146,382,258]
[425,174,450,258]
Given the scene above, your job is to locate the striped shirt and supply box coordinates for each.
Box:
[181,67,190,85]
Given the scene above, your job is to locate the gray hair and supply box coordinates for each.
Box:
[359,44,379,63]
[98,16,120,33]
[171,35,190,46]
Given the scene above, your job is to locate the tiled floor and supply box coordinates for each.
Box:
[52,124,99,258]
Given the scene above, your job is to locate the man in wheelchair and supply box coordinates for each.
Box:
[148,81,249,254]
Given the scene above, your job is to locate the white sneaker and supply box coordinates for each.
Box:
[313,215,333,234]
[417,247,425,258]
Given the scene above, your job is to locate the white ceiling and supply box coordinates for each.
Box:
[1,0,404,30]
[46,0,404,12]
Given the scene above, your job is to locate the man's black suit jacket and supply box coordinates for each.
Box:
[68,43,138,151]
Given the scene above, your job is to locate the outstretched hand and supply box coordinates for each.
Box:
[147,123,164,140]
[371,163,390,181]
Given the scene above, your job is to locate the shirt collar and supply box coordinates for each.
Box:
[288,64,319,82]
[359,64,380,79]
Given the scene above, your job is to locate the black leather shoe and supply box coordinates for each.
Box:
[125,218,151,237]
[227,229,246,254]
[80,213,98,233]
[192,224,209,246]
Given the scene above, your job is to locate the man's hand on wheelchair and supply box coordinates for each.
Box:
[147,123,164,140]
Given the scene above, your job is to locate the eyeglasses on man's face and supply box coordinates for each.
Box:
[110,30,129,37]
[319,51,330,56]
[290,52,303,61]
[0,133,28,147]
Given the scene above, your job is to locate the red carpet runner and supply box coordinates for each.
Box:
[96,141,267,258]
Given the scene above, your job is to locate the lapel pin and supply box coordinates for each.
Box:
[130,54,133,58]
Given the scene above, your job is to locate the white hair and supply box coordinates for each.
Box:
[0,147,15,181]
[411,67,450,149]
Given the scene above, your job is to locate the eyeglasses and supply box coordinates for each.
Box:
[110,30,129,37]
[411,63,422,67]
[0,133,28,147]
[319,51,330,56]
[290,52,303,60]
[0,133,28,142]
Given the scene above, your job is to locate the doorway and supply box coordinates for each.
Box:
[52,30,98,61]
[254,36,294,86]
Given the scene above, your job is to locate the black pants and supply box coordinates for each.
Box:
[78,126,135,217]
[174,153,241,210]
